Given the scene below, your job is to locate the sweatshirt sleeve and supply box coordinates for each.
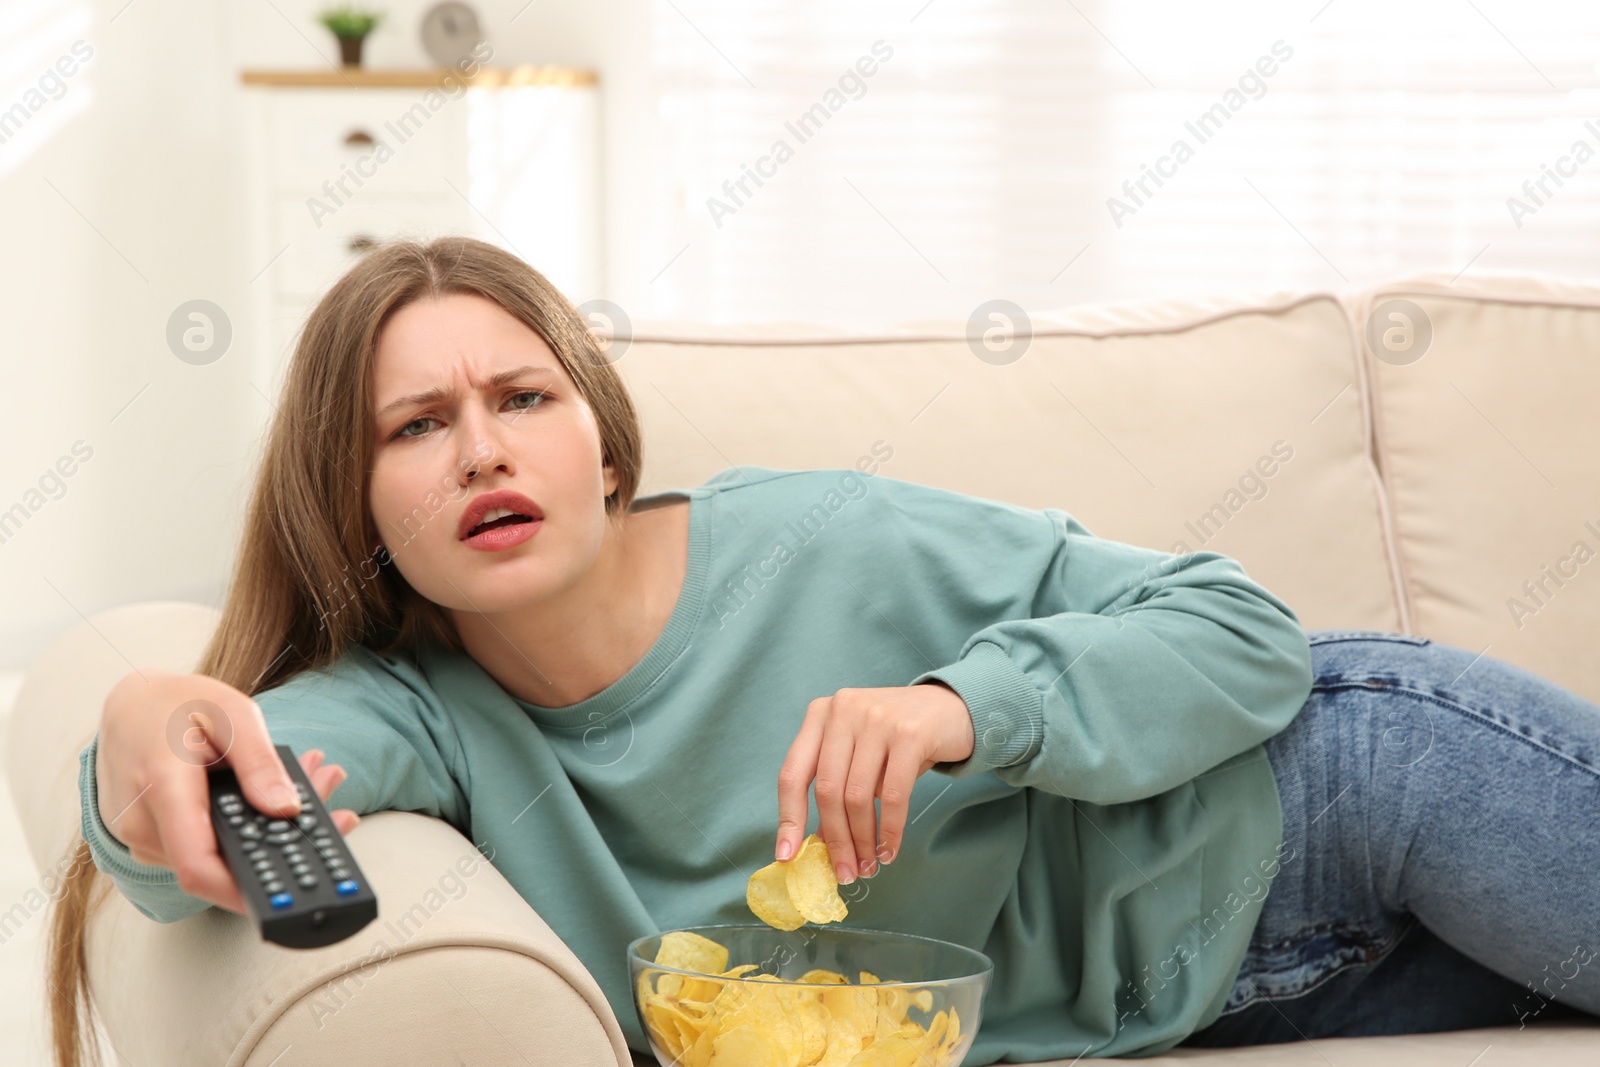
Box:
[895,484,1314,805]
[77,647,471,923]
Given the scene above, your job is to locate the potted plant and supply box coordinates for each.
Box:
[318,5,385,68]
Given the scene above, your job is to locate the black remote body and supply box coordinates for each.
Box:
[207,744,378,948]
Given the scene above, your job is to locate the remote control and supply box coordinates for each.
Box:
[208,744,378,948]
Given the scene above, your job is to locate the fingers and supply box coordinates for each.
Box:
[813,709,861,884]
[302,751,358,834]
[310,761,346,801]
[150,778,246,915]
[842,731,887,880]
[779,688,935,884]
[228,701,301,817]
[876,741,922,871]
[775,700,828,862]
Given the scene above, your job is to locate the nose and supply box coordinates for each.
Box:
[455,405,514,486]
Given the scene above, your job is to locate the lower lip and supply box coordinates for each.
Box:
[462,519,542,552]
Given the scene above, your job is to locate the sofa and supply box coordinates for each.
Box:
[12,270,1600,1064]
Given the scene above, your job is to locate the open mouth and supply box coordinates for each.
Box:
[468,510,537,538]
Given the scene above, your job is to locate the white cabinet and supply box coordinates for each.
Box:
[240,67,601,396]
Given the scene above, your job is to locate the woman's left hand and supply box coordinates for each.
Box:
[775,682,974,885]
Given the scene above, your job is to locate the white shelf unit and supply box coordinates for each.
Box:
[239,68,602,400]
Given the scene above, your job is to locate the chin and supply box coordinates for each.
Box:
[437,561,562,613]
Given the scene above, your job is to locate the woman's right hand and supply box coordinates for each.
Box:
[94,667,362,916]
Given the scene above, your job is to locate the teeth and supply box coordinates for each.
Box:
[479,507,516,524]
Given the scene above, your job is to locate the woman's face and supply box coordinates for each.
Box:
[368,291,619,613]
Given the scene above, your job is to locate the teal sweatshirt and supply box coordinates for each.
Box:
[78,465,1314,1062]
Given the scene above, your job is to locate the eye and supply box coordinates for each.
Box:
[394,416,437,439]
[507,389,548,413]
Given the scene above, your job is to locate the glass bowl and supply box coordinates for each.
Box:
[627,922,992,1067]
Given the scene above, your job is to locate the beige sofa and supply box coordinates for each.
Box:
[13,271,1600,1064]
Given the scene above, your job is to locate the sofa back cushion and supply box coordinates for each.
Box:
[1358,274,1600,704]
[616,291,1400,634]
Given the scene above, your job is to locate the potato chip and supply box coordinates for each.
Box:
[641,999,687,1062]
[684,980,719,1004]
[815,1024,866,1067]
[797,968,849,985]
[717,984,801,1063]
[707,1024,787,1067]
[747,833,848,931]
[657,930,731,976]
[747,859,809,931]
[786,836,849,924]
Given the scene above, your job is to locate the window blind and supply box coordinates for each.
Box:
[644,0,1600,326]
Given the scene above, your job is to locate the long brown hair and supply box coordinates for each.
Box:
[46,236,644,1066]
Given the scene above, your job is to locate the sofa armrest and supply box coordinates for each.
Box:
[7,600,635,1065]
[83,809,635,1066]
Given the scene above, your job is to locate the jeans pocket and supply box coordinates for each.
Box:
[1306,629,1431,647]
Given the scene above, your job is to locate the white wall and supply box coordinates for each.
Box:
[0,0,654,669]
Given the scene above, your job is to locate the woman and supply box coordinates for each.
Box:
[48,236,1600,1066]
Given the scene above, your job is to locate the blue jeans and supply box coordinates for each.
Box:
[1181,629,1600,1046]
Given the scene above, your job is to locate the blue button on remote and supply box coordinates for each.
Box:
[336,879,359,896]
[270,892,294,910]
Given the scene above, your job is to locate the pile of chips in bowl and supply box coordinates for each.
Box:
[633,836,970,1066]
[637,929,964,1067]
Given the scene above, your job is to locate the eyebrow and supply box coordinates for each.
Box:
[376,365,555,422]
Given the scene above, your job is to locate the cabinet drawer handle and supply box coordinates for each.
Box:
[347,234,378,254]
[343,129,376,149]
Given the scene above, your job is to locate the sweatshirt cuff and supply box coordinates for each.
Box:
[79,734,183,888]
[910,641,1043,778]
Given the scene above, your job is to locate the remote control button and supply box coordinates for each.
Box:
[238,824,263,840]
[297,874,319,888]
[227,814,245,826]
[296,814,319,831]
[266,831,299,844]
[281,842,302,854]
[265,820,292,832]
[253,857,274,870]
[241,840,262,853]
[263,880,285,894]
[291,862,312,875]
[269,892,294,910]
[335,880,359,896]
[329,867,349,880]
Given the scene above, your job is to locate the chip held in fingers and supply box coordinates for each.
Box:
[747,833,849,930]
